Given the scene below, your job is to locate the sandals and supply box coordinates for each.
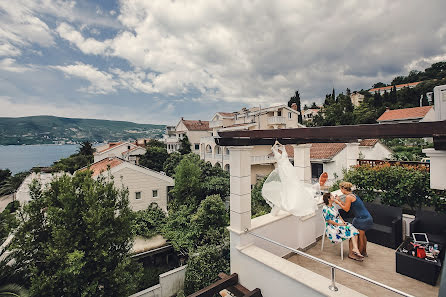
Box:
[353,251,364,258]
[348,254,364,262]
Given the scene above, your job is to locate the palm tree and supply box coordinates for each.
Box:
[0,237,29,297]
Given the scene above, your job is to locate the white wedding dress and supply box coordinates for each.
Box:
[262,144,319,217]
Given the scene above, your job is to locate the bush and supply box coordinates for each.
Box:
[344,164,446,212]
[132,203,166,239]
[251,177,271,218]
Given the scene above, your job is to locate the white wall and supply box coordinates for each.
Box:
[94,143,137,163]
[128,266,186,297]
[359,142,392,160]
[110,167,173,212]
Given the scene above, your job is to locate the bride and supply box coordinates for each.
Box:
[262,141,319,217]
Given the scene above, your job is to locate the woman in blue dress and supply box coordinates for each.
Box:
[322,193,363,261]
[335,181,373,256]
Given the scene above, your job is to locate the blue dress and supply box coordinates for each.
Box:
[323,205,359,243]
[350,195,373,231]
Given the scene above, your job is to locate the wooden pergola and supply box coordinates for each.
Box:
[215,120,446,149]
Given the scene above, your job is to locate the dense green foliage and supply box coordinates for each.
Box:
[51,142,94,173]
[0,237,29,297]
[288,90,303,123]
[163,152,183,177]
[132,203,166,239]
[183,244,230,295]
[311,62,446,127]
[139,146,169,172]
[12,172,142,297]
[343,164,445,212]
[251,177,271,218]
[0,202,19,240]
[0,171,28,196]
[0,115,165,145]
[179,135,192,155]
[381,138,433,161]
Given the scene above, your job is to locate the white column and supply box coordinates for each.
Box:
[346,142,360,168]
[229,146,253,232]
[293,144,311,184]
[422,148,446,190]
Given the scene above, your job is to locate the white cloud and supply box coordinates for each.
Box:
[405,54,446,72]
[53,0,446,106]
[0,58,32,72]
[0,43,21,57]
[56,23,111,55]
[51,63,118,94]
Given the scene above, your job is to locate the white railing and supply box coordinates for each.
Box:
[268,116,286,125]
[215,154,222,160]
[224,154,229,160]
[165,137,180,144]
[209,120,223,128]
[247,231,415,297]
[251,155,275,164]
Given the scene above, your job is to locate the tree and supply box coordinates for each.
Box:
[332,88,336,103]
[372,82,386,88]
[310,102,318,109]
[169,154,203,210]
[78,141,95,156]
[163,152,183,177]
[179,135,192,155]
[251,177,271,217]
[288,90,303,124]
[132,203,166,239]
[0,237,29,297]
[0,172,28,196]
[139,146,168,172]
[146,139,166,149]
[12,172,142,297]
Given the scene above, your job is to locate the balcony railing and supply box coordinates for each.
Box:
[247,231,415,297]
[224,154,229,160]
[251,155,275,164]
[267,116,286,125]
[165,137,180,143]
[209,120,223,128]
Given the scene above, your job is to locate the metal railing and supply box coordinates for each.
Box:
[246,230,415,297]
[267,116,286,125]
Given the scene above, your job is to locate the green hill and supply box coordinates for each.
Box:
[0,116,166,145]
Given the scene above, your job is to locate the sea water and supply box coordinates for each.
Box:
[0,144,79,174]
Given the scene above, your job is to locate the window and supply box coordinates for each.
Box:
[311,163,324,179]
[288,112,292,119]
[152,190,158,198]
[194,144,200,150]
[277,111,282,116]
[135,192,141,200]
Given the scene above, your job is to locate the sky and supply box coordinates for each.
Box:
[0,0,446,125]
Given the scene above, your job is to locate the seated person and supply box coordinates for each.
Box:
[322,193,364,261]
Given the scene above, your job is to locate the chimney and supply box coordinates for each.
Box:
[385,107,390,112]
[291,103,298,111]
[199,120,202,124]
[181,117,184,120]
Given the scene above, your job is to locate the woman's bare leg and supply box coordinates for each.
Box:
[363,233,368,256]
[358,230,366,254]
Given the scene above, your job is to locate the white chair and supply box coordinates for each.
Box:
[321,221,344,260]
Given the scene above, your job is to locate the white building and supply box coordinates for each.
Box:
[83,157,174,212]
[369,81,421,95]
[201,104,303,184]
[302,108,320,122]
[349,91,365,107]
[94,142,146,164]
[165,119,211,154]
[377,106,435,124]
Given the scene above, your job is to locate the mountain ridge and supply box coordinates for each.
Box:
[0,115,166,145]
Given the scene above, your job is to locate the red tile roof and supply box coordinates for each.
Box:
[369,82,421,92]
[377,106,432,122]
[122,146,145,156]
[182,120,210,131]
[82,157,124,176]
[359,139,379,147]
[96,142,124,153]
[284,143,346,160]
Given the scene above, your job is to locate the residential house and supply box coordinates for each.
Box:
[349,91,364,107]
[369,81,421,95]
[283,139,392,185]
[201,104,303,184]
[94,141,146,164]
[302,108,320,123]
[166,118,211,154]
[377,106,435,124]
[83,157,174,212]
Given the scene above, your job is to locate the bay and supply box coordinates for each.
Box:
[0,144,80,174]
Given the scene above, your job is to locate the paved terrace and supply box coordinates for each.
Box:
[287,239,440,297]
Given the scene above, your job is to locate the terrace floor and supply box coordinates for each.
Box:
[287,239,441,297]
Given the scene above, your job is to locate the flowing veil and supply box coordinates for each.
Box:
[262,142,319,217]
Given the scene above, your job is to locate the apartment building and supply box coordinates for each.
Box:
[200,103,303,184]
[94,141,146,164]
[165,118,211,154]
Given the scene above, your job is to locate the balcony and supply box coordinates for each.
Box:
[165,136,180,144]
[205,153,213,160]
[209,120,223,128]
[251,155,275,164]
[267,116,286,125]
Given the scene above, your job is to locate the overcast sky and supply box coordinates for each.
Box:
[1,0,445,124]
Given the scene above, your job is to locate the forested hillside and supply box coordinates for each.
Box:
[0,116,165,145]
